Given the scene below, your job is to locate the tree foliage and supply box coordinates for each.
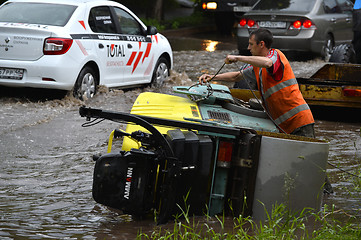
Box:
[113,0,179,21]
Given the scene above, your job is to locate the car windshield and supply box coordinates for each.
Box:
[252,0,316,13]
[0,2,77,26]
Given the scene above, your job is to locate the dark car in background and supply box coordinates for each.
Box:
[237,0,354,60]
[201,0,258,33]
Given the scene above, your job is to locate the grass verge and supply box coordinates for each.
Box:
[136,203,361,239]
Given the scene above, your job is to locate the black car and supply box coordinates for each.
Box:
[201,0,258,33]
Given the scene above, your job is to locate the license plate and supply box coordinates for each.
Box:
[233,6,252,12]
[0,68,24,80]
[258,21,287,29]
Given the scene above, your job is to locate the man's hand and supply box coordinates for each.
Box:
[198,73,214,84]
[225,55,239,64]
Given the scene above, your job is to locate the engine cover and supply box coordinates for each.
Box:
[92,150,157,217]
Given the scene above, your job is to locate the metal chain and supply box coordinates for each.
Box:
[187,62,226,102]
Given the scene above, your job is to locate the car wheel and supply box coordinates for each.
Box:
[151,57,169,88]
[323,34,334,61]
[329,44,356,63]
[353,31,361,63]
[73,66,98,100]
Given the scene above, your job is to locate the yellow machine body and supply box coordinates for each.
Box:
[122,92,202,151]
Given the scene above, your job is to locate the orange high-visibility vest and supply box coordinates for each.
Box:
[254,49,314,134]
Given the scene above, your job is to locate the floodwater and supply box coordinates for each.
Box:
[1,40,361,239]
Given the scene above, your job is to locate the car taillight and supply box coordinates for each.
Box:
[248,19,255,27]
[291,19,315,29]
[217,141,233,168]
[239,18,257,28]
[293,20,302,29]
[343,88,361,97]
[240,18,247,27]
[43,38,73,55]
[303,20,313,28]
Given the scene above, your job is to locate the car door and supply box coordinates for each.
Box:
[88,6,124,86]
[336,0,353,41]
[112,7,153,85]
[323,0,353,44]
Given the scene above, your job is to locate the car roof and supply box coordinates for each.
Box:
[1,0,145,28]
[3,0,115,4]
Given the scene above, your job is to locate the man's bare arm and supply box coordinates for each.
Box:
[226,55,272,68]
[199,71,242,83]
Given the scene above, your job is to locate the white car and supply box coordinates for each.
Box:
[0,0,173,99]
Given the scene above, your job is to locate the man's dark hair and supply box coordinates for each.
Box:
[250,28,273,49]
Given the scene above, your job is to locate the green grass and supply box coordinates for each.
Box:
[136,203,361,239]
[141,11,211,31]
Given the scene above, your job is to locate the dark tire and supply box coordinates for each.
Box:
[151,57,169,88]
[73,66,98,100]
[352,31,361,63]
[329,44,357,63]
[322,34,334,61]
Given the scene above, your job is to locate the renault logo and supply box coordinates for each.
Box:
[5,37,10,43]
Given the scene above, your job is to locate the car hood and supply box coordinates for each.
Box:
[0,22,60,61]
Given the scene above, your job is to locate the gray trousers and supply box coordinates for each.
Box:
[291,123,315,138]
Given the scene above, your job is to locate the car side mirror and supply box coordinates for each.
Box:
[146,26,158,35]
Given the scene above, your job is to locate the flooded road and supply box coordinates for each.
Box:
[1,45,360,238]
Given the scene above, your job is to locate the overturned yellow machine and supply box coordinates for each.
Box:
[80,83,329,223]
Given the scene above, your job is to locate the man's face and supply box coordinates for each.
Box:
[247,34,262,56]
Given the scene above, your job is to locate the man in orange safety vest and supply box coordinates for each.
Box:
[199,28,315,138]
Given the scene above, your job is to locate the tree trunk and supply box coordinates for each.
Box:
[146,0,164,21]
[153,0,164,21]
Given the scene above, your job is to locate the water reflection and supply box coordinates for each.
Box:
[203,40,219,52]
[168,37,236,52]
[165,30,238,52]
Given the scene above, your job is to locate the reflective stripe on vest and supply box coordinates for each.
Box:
[274,103,310,125]
[263,78,298,100]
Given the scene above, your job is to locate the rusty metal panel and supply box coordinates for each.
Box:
[310,63,361,83]
[231,85,361,108]
[300,84,361,108]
